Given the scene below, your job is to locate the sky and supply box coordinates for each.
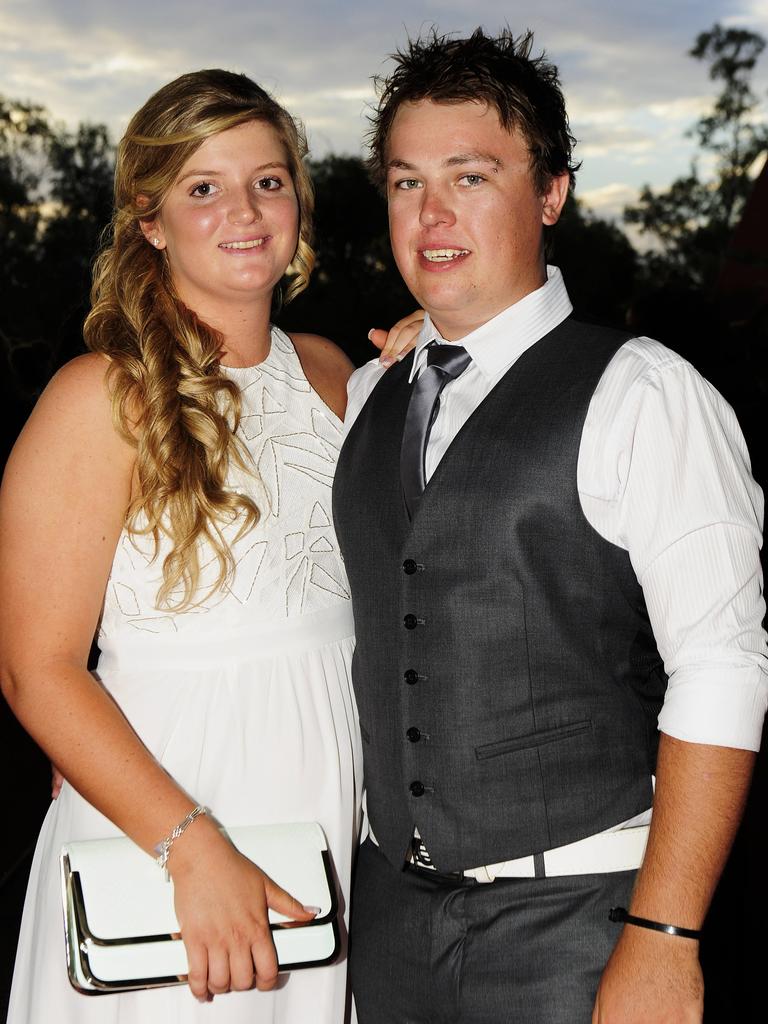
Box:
[1,0,767,224]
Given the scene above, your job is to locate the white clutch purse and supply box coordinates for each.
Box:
[60,821,339,994]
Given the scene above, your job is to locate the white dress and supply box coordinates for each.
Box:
[7,328,362,1023]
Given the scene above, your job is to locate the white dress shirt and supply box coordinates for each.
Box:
[346,266,768,752]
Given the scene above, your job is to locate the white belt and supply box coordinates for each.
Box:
[462,825,649,882]
[395,825,649,882]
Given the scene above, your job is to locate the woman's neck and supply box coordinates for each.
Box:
[189,294,274,368]
[218,316,273,368]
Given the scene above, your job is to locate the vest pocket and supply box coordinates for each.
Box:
[474,719,592,760]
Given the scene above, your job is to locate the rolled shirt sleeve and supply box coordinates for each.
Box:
[580,338,767,750]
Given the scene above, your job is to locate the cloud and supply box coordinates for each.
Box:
[2,0,767,194]
[579,182,638,220]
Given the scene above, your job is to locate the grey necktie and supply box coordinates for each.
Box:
[401,343,472,517]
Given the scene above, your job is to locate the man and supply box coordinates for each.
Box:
[332,28,767,1023]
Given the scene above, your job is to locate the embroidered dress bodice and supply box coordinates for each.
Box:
[99,327,350,643]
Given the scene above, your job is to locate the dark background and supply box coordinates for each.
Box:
[1,23,767,1020]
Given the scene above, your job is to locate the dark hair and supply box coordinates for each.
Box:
[368,27,579,195]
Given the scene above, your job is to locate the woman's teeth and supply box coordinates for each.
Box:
[219,239,265,249]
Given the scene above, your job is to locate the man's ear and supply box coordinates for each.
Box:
[137,196,166,250]
[541,172,570,226]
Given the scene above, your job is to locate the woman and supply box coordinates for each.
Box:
[0,69,414,1022]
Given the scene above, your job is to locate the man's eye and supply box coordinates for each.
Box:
[257,176,282,191]
[460,174,485,186]
[190,182,217,197]
[395,178,421,190]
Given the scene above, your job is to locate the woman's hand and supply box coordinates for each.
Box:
[368,310,426,368]
[168,818,317,998]
[51,763,64,799]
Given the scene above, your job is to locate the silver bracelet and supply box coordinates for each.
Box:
[153,805,209,881]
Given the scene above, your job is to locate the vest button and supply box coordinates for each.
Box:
[404,669,419,685]
[402,559,418,575]
[403,614,418,630]
[406,727,421,743]
[409,780,425,797]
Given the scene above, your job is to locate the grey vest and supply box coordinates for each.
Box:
[333,317,666,873]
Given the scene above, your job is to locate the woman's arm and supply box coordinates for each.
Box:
[0,354,154,827]
[0,354,311,998]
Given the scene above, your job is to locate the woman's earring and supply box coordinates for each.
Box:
[151,237,161,247]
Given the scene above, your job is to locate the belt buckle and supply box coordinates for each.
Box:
[470,864,496,884]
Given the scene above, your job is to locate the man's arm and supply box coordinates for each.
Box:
[582,342,766,1020]
[593,733,755,1023]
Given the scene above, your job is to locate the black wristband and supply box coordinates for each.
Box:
[609,906,701,940]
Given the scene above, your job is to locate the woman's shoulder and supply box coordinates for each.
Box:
[288,333,354,377]
[13,353,132,465]
[287,333,354,420]
[43,351,112,399]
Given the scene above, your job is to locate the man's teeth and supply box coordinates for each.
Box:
[219,239,265,249]
[422,248,469,262]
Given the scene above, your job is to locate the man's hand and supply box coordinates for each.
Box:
[592,925,703,1023]
[591,733,754,1023]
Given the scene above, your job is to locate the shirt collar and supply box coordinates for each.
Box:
[408,265,573,383]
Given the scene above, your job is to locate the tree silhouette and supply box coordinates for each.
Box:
[38,122,115,366]
[550,198,638,327]
[0,98,49,345]
[1,101,115,377]
[625,24,768,291]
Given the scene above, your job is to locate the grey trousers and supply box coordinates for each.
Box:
[350,838,636,1024]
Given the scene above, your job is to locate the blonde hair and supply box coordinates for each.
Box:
[84,70,315,609]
